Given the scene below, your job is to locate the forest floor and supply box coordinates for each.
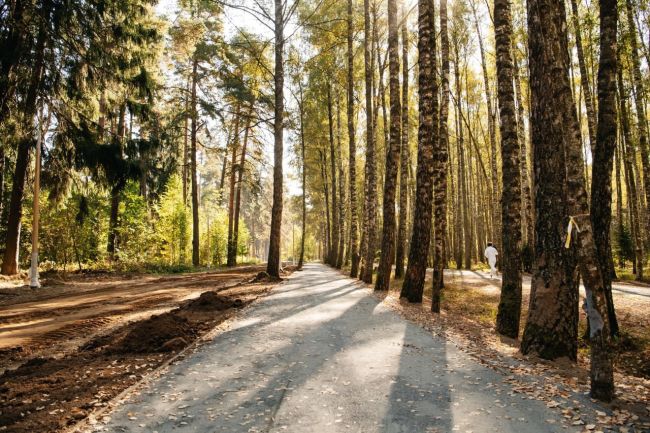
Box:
[0,264,294,433]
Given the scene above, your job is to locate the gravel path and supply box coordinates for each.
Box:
[94,263,601,433]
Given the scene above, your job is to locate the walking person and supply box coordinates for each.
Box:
[484,242,499,278]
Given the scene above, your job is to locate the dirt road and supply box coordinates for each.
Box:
[0,266,265,372]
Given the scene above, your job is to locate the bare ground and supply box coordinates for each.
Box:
[0,265,293,433]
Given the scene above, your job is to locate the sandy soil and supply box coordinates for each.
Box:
[0,266,292,433]
[0,265,266,373]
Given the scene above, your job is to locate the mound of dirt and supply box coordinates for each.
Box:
[112,313,196,353]
[186,291,243,311]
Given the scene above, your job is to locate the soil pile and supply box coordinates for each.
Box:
[112,313,196,353]
[186,291,243,311]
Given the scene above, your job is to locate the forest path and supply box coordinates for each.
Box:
[440,268,650,299]
[94,263,602,433]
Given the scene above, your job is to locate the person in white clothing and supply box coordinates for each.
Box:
[484,242,499,278]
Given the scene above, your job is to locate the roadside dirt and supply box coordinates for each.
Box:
[0,265,294,433]
[0,265,266,373]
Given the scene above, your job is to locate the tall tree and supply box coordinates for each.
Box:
[1,5,47,275]
[624,0,650,241]
[374,0,402,291]
[347,0,360,278]
[432,0,450,312]
[400,0,437,302]
[190,56,200,266]
[297,83,307,270]
[617,68,644,279]
[590,0,620,337]
[361,0,377,283]
[522,0,614,401]
[327,84,339,266]
[267,0,285,278]
[521,0,581,362]
[570,0,597,149]
[494,0,523,339]
[395,4,409,279]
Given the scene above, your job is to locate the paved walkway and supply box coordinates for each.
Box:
[95,263,593,433]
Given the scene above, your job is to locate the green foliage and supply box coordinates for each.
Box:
[156,175,191,265]
[616,222,635,266]
[37,189,107,271]
[114,182,157,264]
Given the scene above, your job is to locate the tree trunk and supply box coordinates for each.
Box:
[374,0,402,292]
[400,0,437,302]
[432,0,450,312]
[523,3,614,402]
[395,4,409,279]
[2,19,46,275]
[190,56,200,267]
[321,150,332,263]
[233,113,251,267]
[298,86,307,270]
[570,0,597,150]
[521,0,580,362]
[336,92,346,269]
[227,104,242,267]
[625,0,650,242]
[347,0,360,278]
[472,2,500,251]
[513,47,534,252]
[267,0,285,278]
[618,67,644,280]
[494,0,523,339]
[361,0,377,284]
[183,78,190,205]
[327,85,339,266]
[590,0,619,338]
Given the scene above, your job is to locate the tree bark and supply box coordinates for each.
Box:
[432,0,450,312]
[227,104,242,267]
[360,0,374,282]
[472,1,500,251]
[521,0,580,362]
[617,67,644,280]
[320,150,332,262]
[298,86,307,270]
[2,18,46,275]
[327,84,339,266]
[374,0,402,291]
[395,4,409,279]
[400,0,437,302]
[523,2,614,402]
[494,0,523,339]
[190,56,200,267]
[347,0,360,278]
[625,0,650,242]
[233,113,251,267]
[570,0,597,150]
[513,47,534,252]
[590,0,619,338]
[267,0,285,278]
[336,92,346,269]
